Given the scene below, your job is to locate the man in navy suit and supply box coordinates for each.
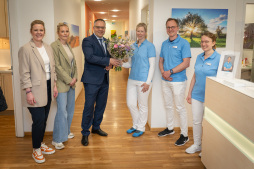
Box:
[81,19,120,146]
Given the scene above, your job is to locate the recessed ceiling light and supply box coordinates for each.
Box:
[111,9,120,12]
[99,12,106,14]
[104,19,108,21]
[112,20,116,21]
[94,0,101,1]
[112,15,117,17]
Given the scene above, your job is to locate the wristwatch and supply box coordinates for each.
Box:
[170,69,174,74]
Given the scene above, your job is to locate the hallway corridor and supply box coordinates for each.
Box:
[0,68,204,169]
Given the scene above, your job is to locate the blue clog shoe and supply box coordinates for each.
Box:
[132,130,144,137]
[127,127,136,134]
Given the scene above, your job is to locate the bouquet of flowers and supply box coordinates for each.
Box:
[107,37,134,71]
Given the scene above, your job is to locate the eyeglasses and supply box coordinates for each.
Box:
[94,26,106,30]
[166,26,177,30]
[200,41,212,44]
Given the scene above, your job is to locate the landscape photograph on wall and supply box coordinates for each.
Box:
[172,8,228,48]
[64,22,80,48]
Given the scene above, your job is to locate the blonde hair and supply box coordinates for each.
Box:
[136,23,147,42]
[30,20,45,33]
[136,23,147,32]
[57,23,69,33]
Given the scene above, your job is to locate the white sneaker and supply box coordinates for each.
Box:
[68,133,75,139]
[199,152,202,157]
[185,144,201,154]
[32,148,45,163]
[41,143,55,154]
[52,141,65,150]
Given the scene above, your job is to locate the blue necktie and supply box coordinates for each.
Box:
[98,39,106,55]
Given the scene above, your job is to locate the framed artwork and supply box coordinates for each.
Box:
[125,31,128,38]
[64,22,80,48]
[243,23,254,49]
[172,8,228,48]
[111,30,117,39]
[217,51,240,79]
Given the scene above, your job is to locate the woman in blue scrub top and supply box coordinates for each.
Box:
[185,32,220,156]
[122,23,156,137]
[223,56,232,72]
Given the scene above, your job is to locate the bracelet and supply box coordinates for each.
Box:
[26,90,32,94]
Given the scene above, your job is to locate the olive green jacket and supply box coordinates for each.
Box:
[51,39,78,93]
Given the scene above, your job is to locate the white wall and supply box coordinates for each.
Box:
[9,0,84,134]
[129,0,149,36]
[245,4,254,23]
[0,49,11,66]
[104,21,126,39]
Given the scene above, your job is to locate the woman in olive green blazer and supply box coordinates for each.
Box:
[51,23,78,150]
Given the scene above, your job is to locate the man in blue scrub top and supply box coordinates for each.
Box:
[158,18,191,146]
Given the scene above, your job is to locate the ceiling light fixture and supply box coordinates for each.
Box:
[111,9,120,12]
[94,0,101,1]
[112,20,116,21]
[99,12,106,14]
[112,15,117,17]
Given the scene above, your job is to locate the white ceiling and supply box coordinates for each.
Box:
[85,0,130,22]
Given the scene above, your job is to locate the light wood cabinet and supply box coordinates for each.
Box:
[202,77,254,169]
[0,0,9,37]
[0,73,14,110]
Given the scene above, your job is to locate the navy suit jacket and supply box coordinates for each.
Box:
[81,34,111,84]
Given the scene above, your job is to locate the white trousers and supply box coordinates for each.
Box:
[161,80,188,137]
[126,79,152,132]
[191,99,204,146]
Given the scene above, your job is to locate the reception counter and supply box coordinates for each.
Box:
[202,77,254,169]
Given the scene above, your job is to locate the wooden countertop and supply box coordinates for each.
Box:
[0,67,12,73]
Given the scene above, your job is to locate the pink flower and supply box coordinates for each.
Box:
[120,44,125,48]
[114,44,118,48]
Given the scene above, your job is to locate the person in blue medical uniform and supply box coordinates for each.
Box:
[123,23,156,137]
[223,56,232,72]
[158,18,191,146]
[185,32,221,156]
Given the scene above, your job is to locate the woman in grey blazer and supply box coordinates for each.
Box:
[51,23,78,150]
[18,20,58,164]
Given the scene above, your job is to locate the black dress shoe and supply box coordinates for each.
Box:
[91,129,108,136]
[81,136,89,146]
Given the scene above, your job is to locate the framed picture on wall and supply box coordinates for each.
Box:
[64,22,80,48]
[172,8,228,48]
[217,51,240,79]
[111,30,117,39]
[243,23,254,49]
[125,31,128,38]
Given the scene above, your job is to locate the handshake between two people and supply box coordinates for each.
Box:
[105,58,122,71]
